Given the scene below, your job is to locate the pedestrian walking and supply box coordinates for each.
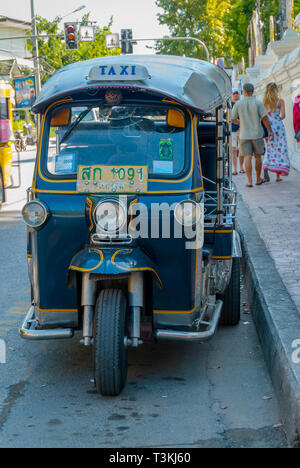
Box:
[294,95,300,142]
[232,83,274,187]
[263,83,290,181]
[231,88,245,175]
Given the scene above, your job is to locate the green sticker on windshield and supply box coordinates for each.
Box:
[159,139,174,161]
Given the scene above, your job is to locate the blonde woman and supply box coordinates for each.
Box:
[263,83,290,181]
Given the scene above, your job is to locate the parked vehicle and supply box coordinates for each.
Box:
[0,81,14,209]
[19,55,242,396]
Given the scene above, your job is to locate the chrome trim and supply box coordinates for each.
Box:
[233,230,242,258]
[22,200,49,229]
[19,306,74,341]
[155,299,223,343]
[216,107,224,225]
[94,197,127,236]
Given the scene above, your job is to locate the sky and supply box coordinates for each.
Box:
[2,0,170,53]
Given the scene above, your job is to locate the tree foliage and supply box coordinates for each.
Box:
[26,13,120,83]
[155,0,232,60]
[155,0,300,65]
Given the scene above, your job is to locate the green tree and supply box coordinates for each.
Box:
[223,0,256,64]
[27,14,120,83]
[223,0,300,64]
[155,0,233,60]
[156,0,300,65]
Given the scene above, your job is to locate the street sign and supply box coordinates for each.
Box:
[105,33,120,49]
[121,29,133,54]
[87,64,150,82]
[15,77,36,108]
[79,26,95,42]
[216,57,225,70]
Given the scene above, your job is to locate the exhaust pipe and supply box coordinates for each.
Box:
[19,306,74,341]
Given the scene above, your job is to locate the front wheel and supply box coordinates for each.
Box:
[93,289,128,396]
[219,258,241,326]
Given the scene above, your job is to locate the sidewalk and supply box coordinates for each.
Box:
[235,168,300,316]
[235,167,300,446]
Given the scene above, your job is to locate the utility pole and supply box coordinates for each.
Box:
[30,0,41,97]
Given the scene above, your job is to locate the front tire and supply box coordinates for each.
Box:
[220,258,241,326]
[93,289,128,396]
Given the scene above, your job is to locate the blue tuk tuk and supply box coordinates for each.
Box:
[19,55,242,396]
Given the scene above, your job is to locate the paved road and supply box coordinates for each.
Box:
[0,149,287,448]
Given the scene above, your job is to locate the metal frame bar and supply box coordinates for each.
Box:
[216,106,224,225]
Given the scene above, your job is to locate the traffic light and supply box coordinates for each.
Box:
[121,29,133,54]
[64,22,79,51]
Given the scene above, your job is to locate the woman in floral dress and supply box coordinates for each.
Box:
[263,83,290,181]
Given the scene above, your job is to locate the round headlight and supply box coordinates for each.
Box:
[174,201,201,227]
[95,200,126,234]
[22,201,48,229]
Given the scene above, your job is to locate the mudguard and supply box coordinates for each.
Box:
[69,247,163,288]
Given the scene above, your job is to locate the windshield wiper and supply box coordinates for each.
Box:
[60,106,93,145]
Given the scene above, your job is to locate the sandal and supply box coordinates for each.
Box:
[239,170,245,174]
[232,171,238,175]
[276,179,283,182]
[255,180,265,186]
[246,184,253,187]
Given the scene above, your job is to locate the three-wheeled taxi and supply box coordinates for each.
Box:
[19,55,242,396]
[0,81,14,208]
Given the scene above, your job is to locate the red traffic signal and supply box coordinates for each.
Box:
[64,22,78,51]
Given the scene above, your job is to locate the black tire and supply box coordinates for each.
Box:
[93,289,128,396]
[220,258,241,326]
[0,168,5,210]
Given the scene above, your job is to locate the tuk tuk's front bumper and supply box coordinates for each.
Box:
[19,306,74,341]
[155,299,223,343]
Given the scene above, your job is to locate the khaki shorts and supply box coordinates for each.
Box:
[232,130,239,149]
[239,138,265,156]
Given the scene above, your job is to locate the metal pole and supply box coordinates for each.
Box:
[130,36,210,62]
[216,106,224,225]
[30,0,41,96]
[30,0,41,143]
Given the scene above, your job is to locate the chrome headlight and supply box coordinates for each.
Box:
[22,201,48,229]
[174,200,201,227]
[94,200,126,234]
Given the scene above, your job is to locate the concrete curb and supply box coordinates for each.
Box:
[237,195,300,447]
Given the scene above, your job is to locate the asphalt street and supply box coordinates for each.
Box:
[0,148,288,448]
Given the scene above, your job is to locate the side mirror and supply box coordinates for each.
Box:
[50,108,71,127]
[167,109,185,128]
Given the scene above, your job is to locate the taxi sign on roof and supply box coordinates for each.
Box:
[87,64,150,82]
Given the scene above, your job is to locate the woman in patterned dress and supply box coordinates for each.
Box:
[263,83,290,181]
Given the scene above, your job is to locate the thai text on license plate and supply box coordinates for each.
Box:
[77,165,148,194]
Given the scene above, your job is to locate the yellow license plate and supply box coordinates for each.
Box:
[77,165,148,194]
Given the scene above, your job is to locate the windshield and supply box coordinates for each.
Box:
[46,104,187,178]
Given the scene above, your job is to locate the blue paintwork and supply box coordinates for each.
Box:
[70,247,163,288]
[27,54,233,331]
[32,55,232,115]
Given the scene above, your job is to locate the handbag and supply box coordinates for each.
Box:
[295,129,300,142]
[262,122,269,139]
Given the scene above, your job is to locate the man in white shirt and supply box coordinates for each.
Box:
[232,83,274,187]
